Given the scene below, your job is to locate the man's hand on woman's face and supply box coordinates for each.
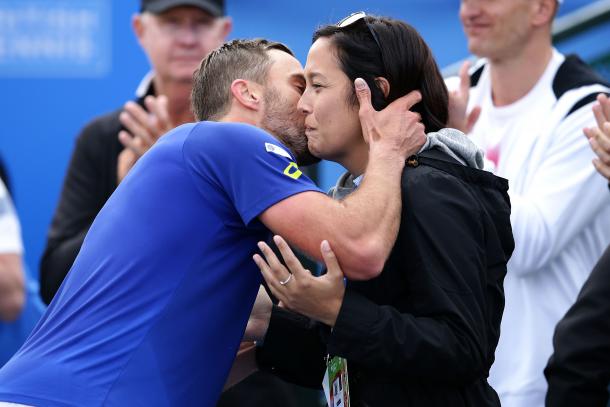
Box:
[354,78,427,160]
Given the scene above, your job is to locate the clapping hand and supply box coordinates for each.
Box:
[584,93,610,181]
[447,61,481,133]
[117,95,175,183]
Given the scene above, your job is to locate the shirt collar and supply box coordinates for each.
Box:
[135,71,155,98]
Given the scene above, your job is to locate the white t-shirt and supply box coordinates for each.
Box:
[450,49,610,407]
[0,180,23,254]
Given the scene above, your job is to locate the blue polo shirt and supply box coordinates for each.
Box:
[0,121,321,407]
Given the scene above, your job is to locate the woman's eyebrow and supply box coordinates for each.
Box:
[306,71,326,81]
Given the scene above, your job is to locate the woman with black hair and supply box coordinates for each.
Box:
[247,13,514,406]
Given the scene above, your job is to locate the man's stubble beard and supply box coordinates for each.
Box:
[261,87,320,167]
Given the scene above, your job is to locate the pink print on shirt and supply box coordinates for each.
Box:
[486,144,501,168]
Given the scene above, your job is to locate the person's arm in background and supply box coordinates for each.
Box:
[0,180,25,321]
[0,254,24,322]
[508,110,607,273]
[505,99,610,274]
[449,64,610,274]
[544,94,610,407]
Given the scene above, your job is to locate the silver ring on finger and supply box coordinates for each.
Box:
[279,274,293,286]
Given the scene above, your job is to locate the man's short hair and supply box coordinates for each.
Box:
[191,39,294,122]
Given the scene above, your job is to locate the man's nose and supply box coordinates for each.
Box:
[175,24,200,45]
[460,0,481,20]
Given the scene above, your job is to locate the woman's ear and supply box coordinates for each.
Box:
[374,77,391,98]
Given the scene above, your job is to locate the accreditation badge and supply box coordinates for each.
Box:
[322,355,350,407]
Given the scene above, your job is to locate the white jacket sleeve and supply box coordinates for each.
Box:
[508,102,610,275]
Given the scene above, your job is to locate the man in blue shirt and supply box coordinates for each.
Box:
[0,39,425,406]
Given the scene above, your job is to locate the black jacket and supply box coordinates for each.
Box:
[257,150,515,406]
[545,246,610,407]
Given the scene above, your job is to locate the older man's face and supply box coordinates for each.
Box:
[134,6,230,84]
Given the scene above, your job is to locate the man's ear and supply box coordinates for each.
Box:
[230,79,262,111]
[219,17,233,39]
[132,13,145,45]
[531,0,556,27]
[374,77,391,98]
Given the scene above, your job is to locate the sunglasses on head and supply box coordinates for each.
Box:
[336,11,384,65]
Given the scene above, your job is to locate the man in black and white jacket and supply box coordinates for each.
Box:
[545,93,610,407]
[448,0,610,405]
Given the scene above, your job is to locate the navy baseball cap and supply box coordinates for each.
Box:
[140,0,225,16]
